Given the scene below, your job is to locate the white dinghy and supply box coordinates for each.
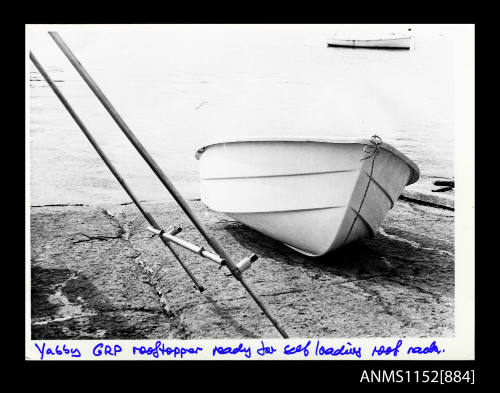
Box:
[195,136,419,257]
[327,32,412,49]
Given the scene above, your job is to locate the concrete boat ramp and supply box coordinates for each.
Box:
[30,196,454,339]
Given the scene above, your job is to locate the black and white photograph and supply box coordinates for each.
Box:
[26,24,474,361]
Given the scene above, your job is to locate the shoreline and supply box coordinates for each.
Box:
[30,197,454,339]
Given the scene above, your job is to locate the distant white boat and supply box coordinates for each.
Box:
[195,137,419,257]
[327,32,412,49]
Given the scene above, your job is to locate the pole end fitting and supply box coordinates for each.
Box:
[236,253,258,274]
[166,225,182,236]
[218,259,227,270]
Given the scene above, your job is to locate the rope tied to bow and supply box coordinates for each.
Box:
[342,135,383,245]
[361,134,382,160]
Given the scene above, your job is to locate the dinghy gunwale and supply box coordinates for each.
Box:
[329,36,412,43]
[195,137,420,186]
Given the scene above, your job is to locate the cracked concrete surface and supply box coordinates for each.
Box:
[30,199,454,339]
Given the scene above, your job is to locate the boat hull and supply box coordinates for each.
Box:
[327,37,411,49]
[196,138,419,256]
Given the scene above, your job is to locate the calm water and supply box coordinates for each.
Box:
[29,26,454,206]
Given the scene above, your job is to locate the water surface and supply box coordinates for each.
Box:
[29,25,454,206]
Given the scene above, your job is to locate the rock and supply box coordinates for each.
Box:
[432,186,453,193]
[432,180,454,188]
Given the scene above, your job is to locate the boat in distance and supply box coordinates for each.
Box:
[327,33,412,49]
[195,137,420,257]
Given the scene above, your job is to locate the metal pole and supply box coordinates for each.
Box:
[29,51,205,293]
[48,32,289,338]
[147,226,226,265]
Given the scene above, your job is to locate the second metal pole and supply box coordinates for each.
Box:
[30,51,205,293]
